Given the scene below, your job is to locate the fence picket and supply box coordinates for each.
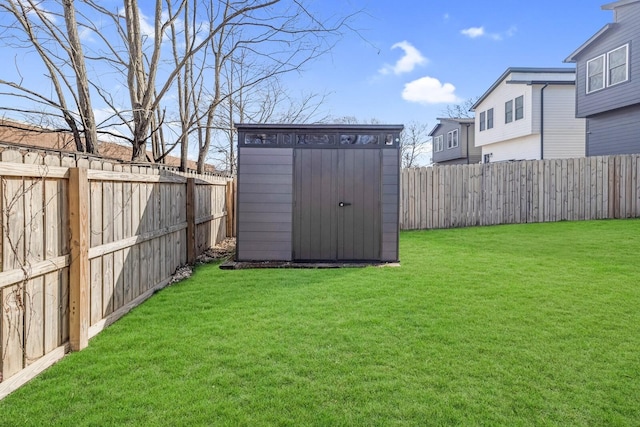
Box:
[399,155,640,230]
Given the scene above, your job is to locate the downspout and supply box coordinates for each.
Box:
[465,123,471,164]
[540,83,549,160]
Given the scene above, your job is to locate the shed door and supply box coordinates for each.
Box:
[293,149,381,261]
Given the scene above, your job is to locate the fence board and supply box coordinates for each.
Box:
[399,155,640,231]
[23,152,45,366]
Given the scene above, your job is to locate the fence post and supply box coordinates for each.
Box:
[226,179,235,238]
[186,178,196,263]
[68,167,89,351]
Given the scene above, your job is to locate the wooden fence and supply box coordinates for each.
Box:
[0,149,233,398]
[401,155,640,230]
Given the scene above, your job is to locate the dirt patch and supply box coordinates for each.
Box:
[169,238,236,283]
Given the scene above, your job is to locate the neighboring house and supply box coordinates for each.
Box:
[564,0,640,156]
[429,118,480,165]
[0,118,217,172]
[471,68,586,163]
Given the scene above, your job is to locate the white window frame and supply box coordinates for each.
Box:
[487,108,494,129]
[586,44,629,94]
[607,44,629,87]
[505,100,513,123]
[433,135,443,152]
[447,129,458,149]
[586,54,606,93]
[515,96,524,121]
[479,111,486,131]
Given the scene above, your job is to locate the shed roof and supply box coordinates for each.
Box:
[235,123,404,132]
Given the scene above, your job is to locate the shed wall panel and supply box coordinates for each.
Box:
[237,147,293,261]
[381,149,400,261]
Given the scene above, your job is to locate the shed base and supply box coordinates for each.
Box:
[220,260,400,270]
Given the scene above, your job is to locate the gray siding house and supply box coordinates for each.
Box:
[429,118,480,165]
[565,0,640,156]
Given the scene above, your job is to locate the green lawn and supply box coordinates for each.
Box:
[2,220,640,426]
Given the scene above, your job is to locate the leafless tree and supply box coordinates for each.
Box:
[1,1,357,169]
[401,121,431,168]
[208,60,331,174]
[0,0,99,153]
[442,97,479,119]
[331,117,431,168]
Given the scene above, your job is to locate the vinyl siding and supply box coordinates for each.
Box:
[432,120,479,164]
[432,121,462,163]
[482,135,540,163]
[542,85,587,159]
[586,104,640,155]
[236,147,293,261]
[381,149,399,261]
[574,3,640,117]
[475,82,533,147]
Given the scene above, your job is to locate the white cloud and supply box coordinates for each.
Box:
[379,41,427,76]
[139,12,156,39]
[401,76,460,105]
[461,25,517,41]
[20,0,58,24]
[461,27,485,38]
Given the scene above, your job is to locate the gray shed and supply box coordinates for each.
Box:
[235,123,403,263]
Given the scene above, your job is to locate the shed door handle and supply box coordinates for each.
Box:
[339,202,351,207]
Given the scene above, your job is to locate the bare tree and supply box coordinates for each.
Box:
[1,0,357,169]
[0,0,99,153]
[331,117,431,168]
[207,49,331,174]
[401,121,431,168]
[442,97,478,119]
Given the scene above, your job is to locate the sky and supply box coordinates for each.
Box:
[0,0,615,166]
[284,0,613,127]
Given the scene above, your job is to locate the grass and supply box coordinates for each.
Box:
[1,219,640,426]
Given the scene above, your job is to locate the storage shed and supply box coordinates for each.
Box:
[235,123,403,263]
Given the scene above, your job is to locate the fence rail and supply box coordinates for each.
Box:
[401,155,640,230]
[0,149,234,398]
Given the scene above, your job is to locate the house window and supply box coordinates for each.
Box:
[487,108,494,129]
[479,111,486,131]
[586,44,628,94]
[608,45,628,86]
[447,129,458,149]
[587,55,605,93]
[433,135,443,152]
[505,100,513,123]
[515,96,524,120]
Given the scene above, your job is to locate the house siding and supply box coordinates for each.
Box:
[236,147,293,261]
[586,104,640,155]
[432,120,479,164]
[432,121,462,163]
[482,135,540,163]
[543,85,587,159]
[475,82,533,147]
[574,3,640,117]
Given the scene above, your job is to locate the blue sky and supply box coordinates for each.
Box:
[286,0,613,127]
[0,0,614,165]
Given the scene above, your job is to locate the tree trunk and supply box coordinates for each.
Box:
[62,0,99,154]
